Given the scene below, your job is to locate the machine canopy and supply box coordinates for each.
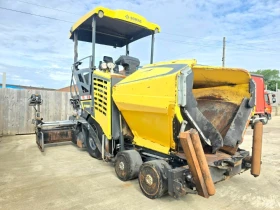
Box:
[69,6,160,47]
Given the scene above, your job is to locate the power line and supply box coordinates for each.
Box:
[159,36,280,52]
[158,37,279,53]
[216,31,280,44]
[1,5,280,54]
[228,38,280,46]
[258,31,280,37]
[163,30,280,44]
[159,35,280,52]
[157,38,219,48]
[14,0,80,15]
[161,32,196,39]
[158,38,196,44]
[227,42,279,52]
[161,39,280,61]
[6,1,280,43]
[0,6,73,23]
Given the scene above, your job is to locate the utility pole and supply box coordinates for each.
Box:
[222,37,226,67]
[2,72,6,89]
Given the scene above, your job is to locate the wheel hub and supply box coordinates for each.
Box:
[145,174,153,186]
[119,161,125,171]
[89,137,97,150]
[139,163,164,198]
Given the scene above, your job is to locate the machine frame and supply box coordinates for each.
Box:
[69,6,160,128]
[30,6,263,200]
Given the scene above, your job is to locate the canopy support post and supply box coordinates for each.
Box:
[91,16,96,69]
[74,32,78,63]
[150,32,155,64]
[126,44,129,56]
[90,16,96,116]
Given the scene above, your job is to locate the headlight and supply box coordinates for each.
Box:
[118,65,124,71]
[107,62,115,69]
[98,10,104,18]
[155,28,159,33]
[100,62,107,70]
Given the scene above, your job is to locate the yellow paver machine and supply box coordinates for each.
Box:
[31,6,263,199]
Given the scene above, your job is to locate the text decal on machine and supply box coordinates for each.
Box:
[125,15,142,23]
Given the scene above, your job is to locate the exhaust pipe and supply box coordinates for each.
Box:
[251,121,263,177]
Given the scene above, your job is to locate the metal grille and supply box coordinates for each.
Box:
[93,78,108,116]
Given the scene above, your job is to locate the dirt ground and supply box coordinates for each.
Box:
[0,117,280,210]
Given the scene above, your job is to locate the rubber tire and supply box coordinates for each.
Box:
[115,150,143,181]
[72,125,81,145]
[84,122,102,159]
[267,114,272,120]
[261,115,268,125]
[138,160,171,199]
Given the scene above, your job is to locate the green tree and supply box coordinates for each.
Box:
[250,69,280,91]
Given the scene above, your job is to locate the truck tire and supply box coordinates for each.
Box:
[261,115,268,125]
[115,150,143,181]
[84,122,102,159]
[267,113,272,120]
[138,160,171,199]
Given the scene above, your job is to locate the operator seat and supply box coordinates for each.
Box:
[115,55,140,76]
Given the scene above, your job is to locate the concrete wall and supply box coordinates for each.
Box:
[272,106,280,116]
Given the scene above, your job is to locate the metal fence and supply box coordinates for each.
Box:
[0,89,73,136]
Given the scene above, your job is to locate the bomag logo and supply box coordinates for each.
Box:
[125,14,142,23]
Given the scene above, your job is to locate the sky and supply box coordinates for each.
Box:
[0,0,280,89]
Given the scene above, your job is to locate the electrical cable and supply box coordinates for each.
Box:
[0,6,73,23]
[14,0,80,15]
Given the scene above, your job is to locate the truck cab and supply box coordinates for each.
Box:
[264,91,272,121]
[251,74,273,124]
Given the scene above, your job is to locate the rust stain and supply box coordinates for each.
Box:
[190,129,215,196]
[177,150,232,166]
[44,129,73,143]
[77,139,83,148]
[220,145,239,155]
[251,121,263,177]
[204,151,231,165]
[122,183,132,188]
[196,99,238,138]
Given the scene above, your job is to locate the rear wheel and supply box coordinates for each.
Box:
[85,122,102,159]
[115,150,143,181]
[138,160,171,199]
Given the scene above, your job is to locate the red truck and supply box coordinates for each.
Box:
[251,74,275,124]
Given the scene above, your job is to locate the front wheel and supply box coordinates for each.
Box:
[267,113,272,120]
[261,115,268,125]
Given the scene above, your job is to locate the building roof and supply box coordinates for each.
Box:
[0,83,55,91]
[57,85,77,92]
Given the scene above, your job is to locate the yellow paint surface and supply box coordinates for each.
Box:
[69,6,160,39]
[113,60,252,155]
